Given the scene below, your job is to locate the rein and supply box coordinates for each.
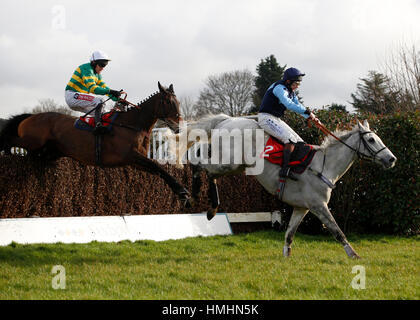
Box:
[94,94,143,131]
[309,119,387,162]
[118,93,141,110]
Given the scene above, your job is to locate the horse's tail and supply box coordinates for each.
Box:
[0,113,32,153]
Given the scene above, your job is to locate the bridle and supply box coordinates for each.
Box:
[311,120,388,163]
[306,119,389,190]
[357,130,388,162]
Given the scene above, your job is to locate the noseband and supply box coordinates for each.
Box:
[356,131,387,162]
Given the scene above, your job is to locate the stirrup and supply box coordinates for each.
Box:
[93,122,106,135]
[279,167,298,181]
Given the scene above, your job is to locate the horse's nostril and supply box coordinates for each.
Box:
[389,157,396,163]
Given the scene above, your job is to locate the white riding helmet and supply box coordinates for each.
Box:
[90,50,111,62]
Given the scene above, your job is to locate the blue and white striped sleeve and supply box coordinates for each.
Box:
[272,85,309,119]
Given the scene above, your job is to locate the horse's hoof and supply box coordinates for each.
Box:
[207,208,217,221]
[283,246,291,257]
[344,244,361,259]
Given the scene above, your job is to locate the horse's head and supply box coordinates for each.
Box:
[357,120,397,169]
[157,82,182,133]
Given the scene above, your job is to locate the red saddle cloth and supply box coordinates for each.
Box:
[261,137,317,173]
[79,110,116,127]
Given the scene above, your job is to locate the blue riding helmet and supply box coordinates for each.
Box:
[283,68,306,82]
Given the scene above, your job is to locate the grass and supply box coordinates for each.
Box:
[0,231,418,300]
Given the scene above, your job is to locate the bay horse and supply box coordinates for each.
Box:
[0,82,191,207]
[173,114,397,258]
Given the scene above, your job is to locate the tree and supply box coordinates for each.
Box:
[195,69,255,117]
[350,71,399,114]
[30,98,75,116]
[251,55,287,113]
[179,96,196,121]
[328,103,348,113]
[380,42,420,111]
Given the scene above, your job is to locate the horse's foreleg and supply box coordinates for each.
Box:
[310,204,360,259]
[207,175,220,221]
[283,208,309,257]
[132,153,191,208]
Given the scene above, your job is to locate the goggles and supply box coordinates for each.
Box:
[96,60,108,68]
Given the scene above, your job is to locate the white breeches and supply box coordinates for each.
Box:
[65,90,105,114]
[258,112,304,144]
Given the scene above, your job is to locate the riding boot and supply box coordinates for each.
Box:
[93,103,106,135]
[279,143,298,181]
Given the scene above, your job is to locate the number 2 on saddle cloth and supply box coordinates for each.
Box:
[261,136,317,174]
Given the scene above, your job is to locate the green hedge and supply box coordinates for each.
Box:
[282,110,419,235]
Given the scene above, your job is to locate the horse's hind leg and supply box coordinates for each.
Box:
[207,175,220,221]
[310,204,360,259]
[8,135,46,154]
[191,165,203,204]
[283,207,308,257]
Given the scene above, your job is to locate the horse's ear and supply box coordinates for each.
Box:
[169,84,174,93]
[357,120,370,130]
[158,81,165,93]
[363,119,370,129]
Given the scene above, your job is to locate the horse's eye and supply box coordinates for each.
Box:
[368,138,375,143]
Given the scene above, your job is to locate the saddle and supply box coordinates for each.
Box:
[261,136,317,174]
[74,110,119,133]
[74,110,119,166]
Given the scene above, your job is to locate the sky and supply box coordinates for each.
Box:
[0,0,419,118]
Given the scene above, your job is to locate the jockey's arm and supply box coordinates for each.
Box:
[82,70,120,101]
[273,85,309,119]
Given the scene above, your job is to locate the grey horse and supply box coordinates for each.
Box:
[171,114,396,259]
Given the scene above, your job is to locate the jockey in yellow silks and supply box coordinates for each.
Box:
[65,50,125,133]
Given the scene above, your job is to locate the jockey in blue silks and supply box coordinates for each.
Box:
[258,67,319,180]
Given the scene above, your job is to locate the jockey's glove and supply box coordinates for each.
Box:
[109,89,122,98]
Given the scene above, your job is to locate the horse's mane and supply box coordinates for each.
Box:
[127,91,160,111]
[319,125,359,150]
